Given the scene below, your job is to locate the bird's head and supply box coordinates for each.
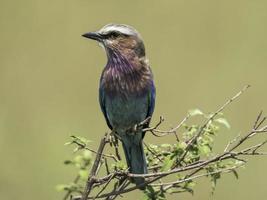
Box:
[82,24,146,59]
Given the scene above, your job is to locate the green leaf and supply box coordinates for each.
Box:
[199,145,211,156]
[161,155,175,171]
[177,141,187,149]
[189,109,204,116]
[55,184,68,191]
[172,142,186,157]
[70,135,91,144]
[160,143,172,148]
[211,178,216,193]
[215,118,231,129]
[79,169,89,180]
[73,147,80,153]
[74,155,83,164]
[64,142,72,146]
[183,180,196,195]
[82,150,92,161]
[143,185,167,200]
[112,161,127,171]
[64,160,73,165]
[232,169,239,179]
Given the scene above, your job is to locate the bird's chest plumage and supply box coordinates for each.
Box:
[100,64,152,131]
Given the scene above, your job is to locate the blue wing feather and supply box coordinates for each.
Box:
[146,82,156,119]
[142,82,155,139]
[99,86,113,130]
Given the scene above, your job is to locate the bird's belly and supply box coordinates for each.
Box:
[105,95,148,131]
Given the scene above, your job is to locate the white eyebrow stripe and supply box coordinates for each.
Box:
[100,25,136,36]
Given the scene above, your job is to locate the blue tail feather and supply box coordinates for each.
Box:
[121,132,147,189]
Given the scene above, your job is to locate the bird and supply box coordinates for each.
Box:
[82,24,156,188]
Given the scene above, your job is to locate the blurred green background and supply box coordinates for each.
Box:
[0,0,267,199]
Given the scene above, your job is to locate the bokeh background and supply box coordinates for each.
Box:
[0,0,266,199]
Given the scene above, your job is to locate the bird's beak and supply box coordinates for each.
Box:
[82,32,103,41]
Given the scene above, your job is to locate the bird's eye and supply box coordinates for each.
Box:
[109,31,120,38]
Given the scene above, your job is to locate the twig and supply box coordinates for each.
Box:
[144,142,164,163]
[62,175,80,200]
[95,173,116,199]
[113,136,122,161]
[104,158,110,175]
[224,133,241,152]
[143,115,190,138]
[161,165,242,190]
[143,116,164,132]
[81,134,108,200]
[176,85,250,167]
[72,140,118,162]
[106,178,130,200]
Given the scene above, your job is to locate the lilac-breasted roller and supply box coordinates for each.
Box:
[82,24,156,188]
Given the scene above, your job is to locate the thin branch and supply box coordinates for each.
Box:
[106,178,130,200]
[253,110,263,129]
[81,134,108,200]
[224,133,241,152]
[144,142,164,163]
[113,136,122,161]
[63,175,80,200]
[143,115,190,138]
[72,140,118,162]
[142,116,165,132]
[176,85,250,167]
[161,165,242,190]
[95,173,116,199]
